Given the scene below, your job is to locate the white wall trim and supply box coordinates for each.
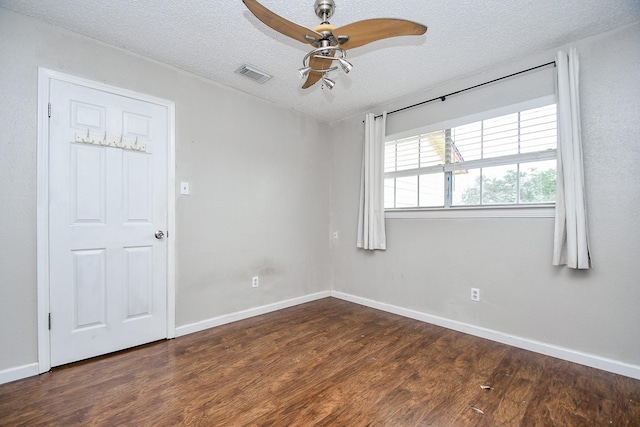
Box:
[0,363,39,385]
[36,67,177,372]
[175,291,331,337]
[386,205,555,219]
[36,68,52,374]
[166,101,177,340]
[9,290,638,383]
[331,291,640,380]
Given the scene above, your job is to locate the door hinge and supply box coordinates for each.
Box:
[48,102,51,118]
[48,313,51,330]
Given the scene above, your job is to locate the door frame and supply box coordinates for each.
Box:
[36,68,176,373]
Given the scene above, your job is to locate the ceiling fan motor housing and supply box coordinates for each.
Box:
[314,0,335,21]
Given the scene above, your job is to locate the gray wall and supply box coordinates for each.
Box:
[330,23,640,366]
[1,6,638,376]
[0,8,330,371]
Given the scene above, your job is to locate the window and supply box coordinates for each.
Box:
[384,101,557,211]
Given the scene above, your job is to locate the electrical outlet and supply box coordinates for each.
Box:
[252,276,259,288]
[471,288,480,302]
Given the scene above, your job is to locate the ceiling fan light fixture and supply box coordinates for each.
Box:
[337,57,353,74]
[322,76,336,90]
[298,66,312,79]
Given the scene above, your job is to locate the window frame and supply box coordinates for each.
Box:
[384,95,557,218]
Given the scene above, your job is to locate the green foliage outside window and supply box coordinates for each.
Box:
[460,167,556,205]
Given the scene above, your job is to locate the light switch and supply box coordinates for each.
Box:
[180,182,190,195]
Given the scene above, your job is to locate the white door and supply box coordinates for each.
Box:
[48,79,168,367]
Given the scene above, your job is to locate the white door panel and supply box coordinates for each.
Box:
[48,79,168,367]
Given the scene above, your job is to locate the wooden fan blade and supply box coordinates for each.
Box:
[301,72,323,89]
[302,51,336,89]
[242,0,321,44]
[335,18,427,50]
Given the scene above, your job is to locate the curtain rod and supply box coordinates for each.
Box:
[373,61,556,120]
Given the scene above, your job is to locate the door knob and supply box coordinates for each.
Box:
[155,230,165,240]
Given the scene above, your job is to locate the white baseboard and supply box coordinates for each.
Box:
[0,292,330,385]
[0,363,39,385]
[5,291,637,384]
[175,291,331,337]
[331,291,640,380]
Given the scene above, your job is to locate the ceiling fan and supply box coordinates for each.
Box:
[242,0,428,90]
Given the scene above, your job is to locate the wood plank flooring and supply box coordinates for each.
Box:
[1,298,639,426]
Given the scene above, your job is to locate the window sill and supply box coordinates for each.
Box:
[385,204,555,219]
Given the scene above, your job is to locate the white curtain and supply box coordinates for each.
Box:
[357,112,387,250]
[553,48,591,269]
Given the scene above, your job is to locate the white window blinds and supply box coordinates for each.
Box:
[384,102,557,209]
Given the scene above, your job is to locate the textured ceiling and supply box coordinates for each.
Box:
[2,0,639,122]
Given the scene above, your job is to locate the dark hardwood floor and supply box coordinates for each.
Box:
[1,298,639,426]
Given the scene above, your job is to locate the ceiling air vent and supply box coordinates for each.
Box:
[235,64,272,84]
